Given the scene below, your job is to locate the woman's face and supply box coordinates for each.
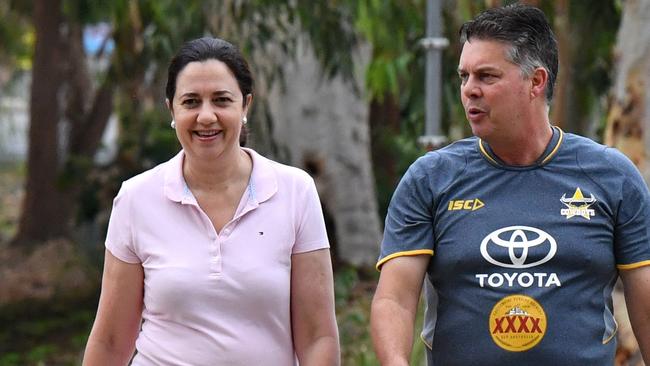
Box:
[168,59,251,163]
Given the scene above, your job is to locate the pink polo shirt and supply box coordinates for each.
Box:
[105,148,329,365]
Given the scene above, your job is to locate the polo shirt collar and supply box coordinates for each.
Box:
[163,148,278,205]
[242,147,278,205]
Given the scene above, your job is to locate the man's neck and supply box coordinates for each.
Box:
[486,122,554,166]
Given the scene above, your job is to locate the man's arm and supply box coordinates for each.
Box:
[371,255,430,366]
[619,265,650,363]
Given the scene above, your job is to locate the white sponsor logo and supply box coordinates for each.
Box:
[477,226,561,288]
[480,226,557,269]
[475,272,562,288]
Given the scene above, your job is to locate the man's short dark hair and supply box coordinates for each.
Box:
[459,4,558,103]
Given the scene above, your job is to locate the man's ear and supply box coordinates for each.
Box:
[530,67,548,99]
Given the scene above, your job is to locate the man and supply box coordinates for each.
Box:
[371,4,650,365]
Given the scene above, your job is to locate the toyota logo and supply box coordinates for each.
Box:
[480,226,556,269]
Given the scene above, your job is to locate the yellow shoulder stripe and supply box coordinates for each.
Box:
[376,249,434,271]
[617,260,650,270]
[420,333,433,350]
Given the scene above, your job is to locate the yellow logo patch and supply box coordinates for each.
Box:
[448,198,485,211]
[489,294,546,352]
[560,187,596,220]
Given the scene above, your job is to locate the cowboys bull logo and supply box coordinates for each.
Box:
[489,294,547,352]
[560,187,596,220]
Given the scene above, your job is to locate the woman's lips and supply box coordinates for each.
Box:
[193,130,222,140]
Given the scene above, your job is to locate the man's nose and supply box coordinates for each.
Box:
[462,77,482,99]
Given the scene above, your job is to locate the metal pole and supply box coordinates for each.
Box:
[419,0,449,150]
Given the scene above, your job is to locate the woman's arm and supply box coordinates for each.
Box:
[291,248,340,366]
[83,250,144,365]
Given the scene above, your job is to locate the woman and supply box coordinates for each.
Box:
[83,37,340,365]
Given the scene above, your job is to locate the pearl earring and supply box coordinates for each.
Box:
[242,116,248,125]
[170,120,176,129]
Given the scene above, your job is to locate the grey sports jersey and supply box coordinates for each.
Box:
[378,127,650,365]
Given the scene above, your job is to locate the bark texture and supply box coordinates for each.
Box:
[15,0,70,244]
[604,1,650,364]
[14,2,115,246]
[263,40,382,266]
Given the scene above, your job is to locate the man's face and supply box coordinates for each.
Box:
[457,39,532,141]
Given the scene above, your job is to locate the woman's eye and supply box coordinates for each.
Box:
[182,99,198,106]
[214,97,231,104]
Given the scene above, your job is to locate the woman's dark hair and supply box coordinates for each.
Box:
[166,37,254,145]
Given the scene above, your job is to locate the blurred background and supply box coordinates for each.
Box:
[0,0,648,365]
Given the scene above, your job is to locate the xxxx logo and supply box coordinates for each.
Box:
[492,314,543,334]
[489,294,546,352]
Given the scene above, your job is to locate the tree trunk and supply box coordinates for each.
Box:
[550,0,571,130]
[263,40,382,267]
[604,1,650,364]
[14,0,73,246]
[14,1,117,247]
[369,93,401,218]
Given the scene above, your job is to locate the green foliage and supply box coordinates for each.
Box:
[335,265,378,365]
[334,265,426,365]
[0,353,21,366]
[0,305,95,365]
[25,344,58,363]
[354,0,424,101]
[0,1,33,70]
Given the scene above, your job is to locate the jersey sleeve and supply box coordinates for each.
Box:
[609,149,650,270]
[292,176,330,254]
[377,158,435,270]
[105,182,141,264]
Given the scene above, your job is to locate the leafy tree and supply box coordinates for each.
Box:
[12,0,359,247]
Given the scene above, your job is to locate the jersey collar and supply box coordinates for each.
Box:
[478,126,564,169]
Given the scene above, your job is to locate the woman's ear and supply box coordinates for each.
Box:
[166,98,173,115]
[243,94,253,114]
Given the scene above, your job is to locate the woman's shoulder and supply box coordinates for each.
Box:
[120,154,178,193]
[248,149,314,185]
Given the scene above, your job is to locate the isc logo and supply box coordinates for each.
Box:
[447,198,485,211]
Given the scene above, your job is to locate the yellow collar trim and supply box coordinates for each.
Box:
[478,126,564,167]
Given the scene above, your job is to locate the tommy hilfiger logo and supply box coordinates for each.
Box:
[560,187,596,220]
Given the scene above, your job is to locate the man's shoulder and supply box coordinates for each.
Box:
[411,136,476,171]
[402,137,476,191]
[563,133,637,173]
[561,133,645,193]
